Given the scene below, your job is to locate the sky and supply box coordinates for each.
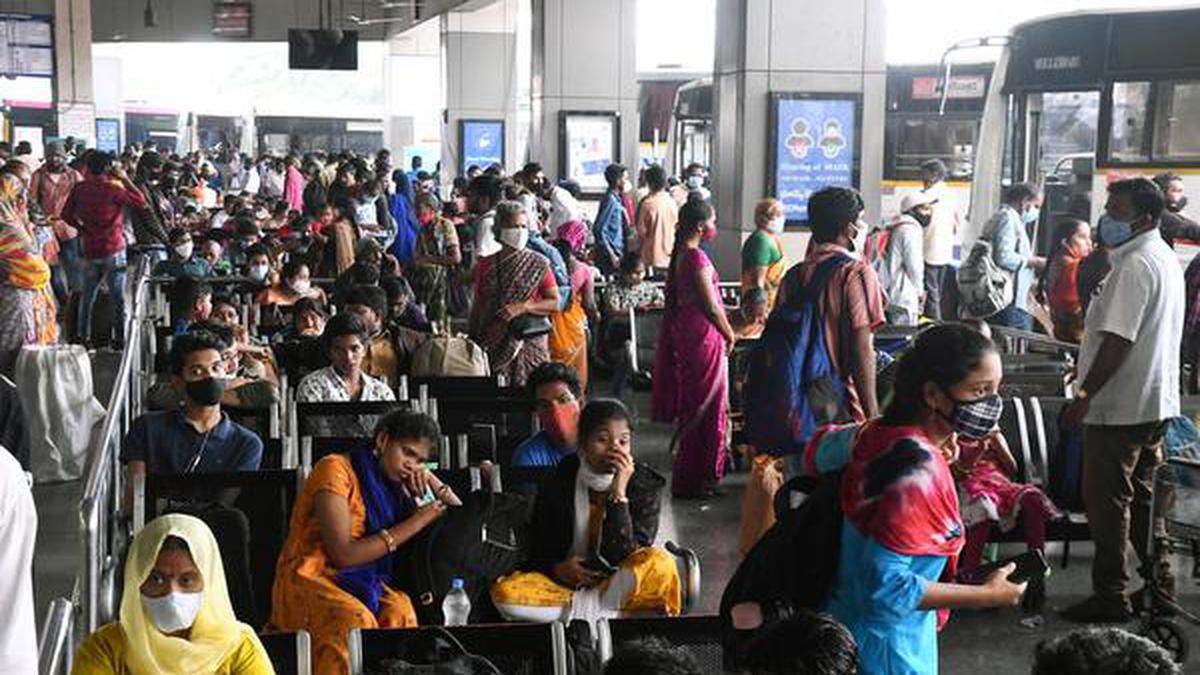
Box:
[637,0,1200,72]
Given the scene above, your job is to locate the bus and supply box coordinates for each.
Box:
[969,5,1200,258]
[881,63,993,221]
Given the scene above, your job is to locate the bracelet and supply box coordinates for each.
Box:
[378,528,397,553]
[608,493,629,505]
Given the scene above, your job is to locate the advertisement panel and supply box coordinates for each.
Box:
[769,94,861,226]
[560,112,620,195]
[459,119,504,174]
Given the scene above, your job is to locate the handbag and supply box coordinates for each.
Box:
[494,255,553,339]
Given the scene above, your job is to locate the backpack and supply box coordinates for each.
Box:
[957,234,1014,320]
[365,627,503,675]
[410,334,491,377]
[742,255,851,457]
[864,225,891,272]
[720,472,844,669]
[392,490,529,625]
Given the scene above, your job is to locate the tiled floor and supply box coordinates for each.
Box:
[31,364,1200,673]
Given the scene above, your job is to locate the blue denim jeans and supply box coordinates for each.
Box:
[78,251,127,344]
[58,237,83,294]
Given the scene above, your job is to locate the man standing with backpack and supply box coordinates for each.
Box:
[776,187,887,429]
[878,192,936,326]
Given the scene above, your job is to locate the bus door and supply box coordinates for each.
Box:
[1016,90,1099,254]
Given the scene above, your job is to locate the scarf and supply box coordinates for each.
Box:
[338,445,417,614]
[572,455,615,559]
[120,514,261,675]
[836,422,963,626]
[557,220,587,255]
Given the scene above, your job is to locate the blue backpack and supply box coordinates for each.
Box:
[743,255,851,457]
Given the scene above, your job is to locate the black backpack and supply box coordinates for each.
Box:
[719,472,844,669]
[365,627,503,675]
[393,490,530,625]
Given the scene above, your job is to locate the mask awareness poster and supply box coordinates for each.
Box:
[460,120,504,174]
[771,95,859,225]
[563,113,618,194]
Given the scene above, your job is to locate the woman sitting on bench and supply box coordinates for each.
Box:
[491,399,681,622]
[268,410,450,675]
[72,514,272,674]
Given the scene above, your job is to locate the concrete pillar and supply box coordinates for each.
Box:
[384,20,443,163]
[530,0,638,186]
[441,0,531,178]
[53,0,96,146]
[711,0,886,279]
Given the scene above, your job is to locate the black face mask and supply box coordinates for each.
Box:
[185,377,226,406]
[912,211,932,227]
[1168,196,1189,213]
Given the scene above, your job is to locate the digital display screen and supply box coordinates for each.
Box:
[770,94,860,225]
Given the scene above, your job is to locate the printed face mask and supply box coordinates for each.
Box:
[939,391,1003,440]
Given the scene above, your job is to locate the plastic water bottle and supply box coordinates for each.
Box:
[443,578,471,626]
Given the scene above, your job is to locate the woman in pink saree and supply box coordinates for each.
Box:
[653,198,736,498]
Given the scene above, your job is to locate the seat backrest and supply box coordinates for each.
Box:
[997,397,1029,481]
[409,376,520,401]
[349,623,567,675]
[145,469,301,627]
[600,616,723,672]
[259,630,311,675]
[300,436,372,471]
[433,398,536,463]
[295,400,414,437]
[260,438,286,470]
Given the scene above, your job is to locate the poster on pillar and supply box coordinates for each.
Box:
[769,93,861,227]
[560,112,620,195]
[459,120,504,175]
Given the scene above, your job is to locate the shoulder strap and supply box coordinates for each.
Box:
[798,254,853,304]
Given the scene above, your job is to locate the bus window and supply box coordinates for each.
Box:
[1153,81,1200,160]
[1110,81,1151,162]
[888,115,977,180]
[1035,91,1098,180]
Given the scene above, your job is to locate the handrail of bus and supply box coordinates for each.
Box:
[78,255,153,636]
[936,35,1009,116]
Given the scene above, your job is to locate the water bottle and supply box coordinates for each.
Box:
[442,578,471,626]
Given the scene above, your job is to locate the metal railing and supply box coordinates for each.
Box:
[76,255,154,639]
[38,590,76,675]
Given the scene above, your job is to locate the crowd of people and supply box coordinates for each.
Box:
[0,133,1191,675]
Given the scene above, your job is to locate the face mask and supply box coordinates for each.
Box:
[686,175,704,190]
[141,591,204,634]
[766,216,785,234]
[185,377,226,407]
[498,227,529,250]
[538,400,580,447]
[418,211,434,226]
[845,222,863,253]
[1097,213,1135,248]
[622,178,633,193]
[912,211,932,228]
[579,452,617,486]
[701,223,718,242]
[939,391,1004,440]
[249,264,270,282]
[173,243,193,260]
[1022,207,1040,225]
[1169,196,1188,213]
[290,279,312,295]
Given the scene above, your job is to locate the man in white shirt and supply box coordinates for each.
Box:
[1061,177,1184,623]
[467,174,504,260]
[0,445,37,674]
[919,159,962,319]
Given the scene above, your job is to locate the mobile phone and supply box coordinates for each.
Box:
[957,550,1049,586]
[582,554,618,576]
[414,486,437,508]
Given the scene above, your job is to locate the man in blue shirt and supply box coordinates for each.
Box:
[593,163,630,277]
[121,330,263,620]
[511,362,583,467]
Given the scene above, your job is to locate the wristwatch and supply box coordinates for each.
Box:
[1075,387,1089,401]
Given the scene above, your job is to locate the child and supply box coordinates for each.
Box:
[954,424,1058,612]
[603,252,665,398]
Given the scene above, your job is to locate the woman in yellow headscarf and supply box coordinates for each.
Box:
[0,170,56,371]
[71,514,274,675]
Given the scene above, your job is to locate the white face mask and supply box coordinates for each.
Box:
[290,278,312,295]
[174,243,194,260]
[141,590,204,634]
[686,175,704,190]
[249,264,270,282]
[766,216,785,234]
[498,227,529,251]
